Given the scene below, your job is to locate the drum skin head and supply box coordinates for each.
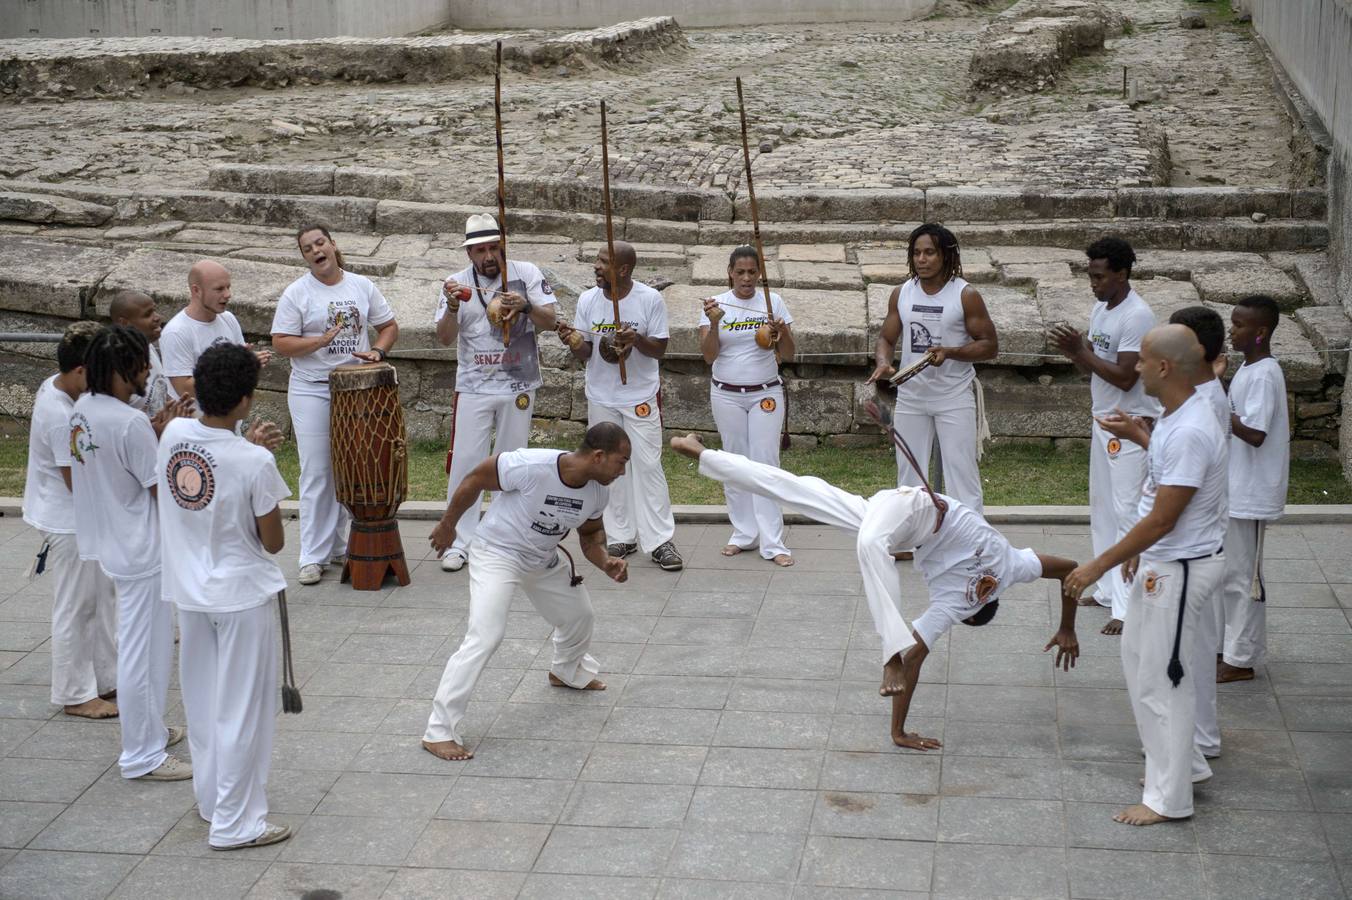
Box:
[331,361,397,391]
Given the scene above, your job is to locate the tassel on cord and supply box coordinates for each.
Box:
[277,589,303,714]
[558,545,584,587]
[1166,560,1191,688]
[974,378,992,462]
[1250,520,1266,602]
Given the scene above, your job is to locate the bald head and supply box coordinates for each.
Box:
[107,290,153,322]
[1143,324,1203,373]
[593,240,638,293]
[611,241,637,272]
[187,259,233,317]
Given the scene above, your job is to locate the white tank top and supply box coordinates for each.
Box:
[896,276,974,400]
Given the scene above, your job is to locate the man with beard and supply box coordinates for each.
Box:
[557,241,682,571]
[159,259,272,404]
[434,214,557,573]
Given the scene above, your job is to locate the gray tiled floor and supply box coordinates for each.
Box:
[2,516,1351,899]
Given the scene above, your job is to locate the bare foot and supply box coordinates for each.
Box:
[892,731,943,751]
[1217,661,1255,683]
[721,545,744,557]
[1077,596,1104,607]
[1113,803,1178,826]
[892,551,914,561]
[880,652,907,696]
[669,434,705,459]
[772,554,794,567]
[63,698,118,719]
[422,739,473,760]
[1101,618,1123,636]
[548,672,607,691]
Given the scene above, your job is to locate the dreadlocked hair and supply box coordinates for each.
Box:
[84,324,149,397]
[907,223,963,284]
[296,223,346,270]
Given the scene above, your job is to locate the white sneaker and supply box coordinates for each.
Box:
[211,822,292,851]
[440,550,467,572]
[136,755,193,781]
[166,725,186,747]
[298,564,323,585]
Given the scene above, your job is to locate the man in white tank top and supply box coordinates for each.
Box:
[869,224,997,518]
[1050,237,1158,636]
[434,214,558,573]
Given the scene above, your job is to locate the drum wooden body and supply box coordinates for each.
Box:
[329,362,411,590]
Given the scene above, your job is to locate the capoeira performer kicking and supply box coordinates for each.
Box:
[1050,237,1159,636]
[435,213,557,573]
[157,344,293,850]
[1218,296,1288,683]
[422,423,632,761]
[668,424,1081,751]
[70,325,190,780]
[700,245,797,567]
[1065,324,1228,826]
[23,321,118,720]
[271,224,399,586]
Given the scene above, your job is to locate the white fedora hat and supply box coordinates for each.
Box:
[462,213,502,247]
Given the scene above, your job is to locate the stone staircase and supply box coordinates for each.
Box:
[0,172,1346,458]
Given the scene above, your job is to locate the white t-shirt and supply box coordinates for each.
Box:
[270,271,396,397]
[1138,391,1228,562]
[128,343,170,418]
[896,277,974,401]
[1228,357,1289,521]
[156,418,290,612]
[69,392,160,580]
[574,280,669,407]
[911,495,1043,647]
[23,375,77,534]
[474,448,609,570]
[435,261,555,395]
[1088,290,1160,417]
[159,309,246,396]
[700,289,793,386]
[1198,377,1231,437]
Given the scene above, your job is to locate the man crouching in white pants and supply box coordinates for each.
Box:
[422,423,633,761]
[669,435,1082,751]
[1065,324,1229,827]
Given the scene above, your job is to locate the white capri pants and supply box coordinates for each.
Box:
[179,601,279,848]
[444,390,533,557]
[697,449,923,664]
[43,531,118,706]
[111,572,174,779]
[710,385,789,559]
[588,397,675,553]
[424,541,601,745]
[289,389,351,568]
[1089,420,1149,621]
[1122,554,1224,819]
[894,385,983,514]
[1222,517,1268,668]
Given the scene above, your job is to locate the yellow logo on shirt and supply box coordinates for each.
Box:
[965,570,1000,606]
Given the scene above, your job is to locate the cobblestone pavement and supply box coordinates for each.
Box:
[0,0,1298,199]
[2,513,1351,899]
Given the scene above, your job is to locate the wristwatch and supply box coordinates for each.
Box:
[372,347,388,361]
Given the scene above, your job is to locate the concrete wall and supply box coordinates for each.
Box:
[446,0,935,28]
[1248,0,1352,478]
[1,0,455,39]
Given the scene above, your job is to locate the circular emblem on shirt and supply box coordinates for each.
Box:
[965,570,1000,606]
[69,413,97,464]
[515,392,531,411]
[759,397,777,413]
[1106,438,1121,458]
[167,449,215,512]
[1143,570,1167,597]
[634,402,652,419]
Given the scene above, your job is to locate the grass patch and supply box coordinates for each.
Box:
[2,432,1348,507]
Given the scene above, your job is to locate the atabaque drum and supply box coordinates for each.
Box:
[329,362,411,590]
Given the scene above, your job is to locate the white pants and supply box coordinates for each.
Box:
[1222,517,1268,668]
[1089,420,1149,620]
[444,390,533,557]
[179,602,278,848]
[894,387,983,514]
[1122,555,1224,819]
[710,386,789,559]
[112,573,174,778]
[424,541,600,745]
[43,531,118,706]
[588,397,675,552]
[698,449,920,663]
[290,390,351,568]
